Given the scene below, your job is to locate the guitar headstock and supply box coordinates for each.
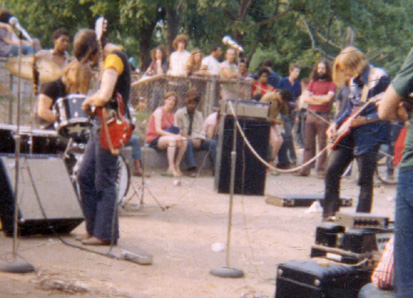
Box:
[95,16,107,42]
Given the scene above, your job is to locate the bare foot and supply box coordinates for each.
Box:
[173,169,183,177]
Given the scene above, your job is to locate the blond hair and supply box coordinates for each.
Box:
[333,46,368,87]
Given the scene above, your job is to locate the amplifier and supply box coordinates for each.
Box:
[275,259,372,298]
[341,229,379,253]
[335,212,389,229]
[315,222,345,248]
[314,224,393,254]
[310,245,378,269]
[221,99,269,119]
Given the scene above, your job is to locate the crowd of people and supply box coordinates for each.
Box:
[2,7,413,297]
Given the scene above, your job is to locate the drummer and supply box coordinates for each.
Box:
[37,59,93,129]
[36,28,72,69]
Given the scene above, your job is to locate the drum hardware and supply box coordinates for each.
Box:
[53,94,93,143]
[64,146,130,206]
[5,55,63,83]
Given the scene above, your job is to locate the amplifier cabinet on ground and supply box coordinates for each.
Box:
[0,155,84,236]
[214,116,270,195]
[275,259,371,298]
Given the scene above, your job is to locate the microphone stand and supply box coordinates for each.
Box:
[0,31,35,274]
[210,50,244,278]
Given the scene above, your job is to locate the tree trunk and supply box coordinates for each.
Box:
[139,20,157,72]
[166,8,180,55]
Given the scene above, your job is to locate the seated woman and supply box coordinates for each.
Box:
[145,45,168,76]
[145,45,169,111]
[185,49,211,77]
[146,92,187,177]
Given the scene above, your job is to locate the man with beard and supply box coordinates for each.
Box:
[294,60,336,178]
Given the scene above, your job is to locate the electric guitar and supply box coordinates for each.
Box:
[330,92,383,150]
[95,16,133,154]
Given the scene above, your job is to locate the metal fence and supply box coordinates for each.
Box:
[130,74,252,116]
[0,61,253,134]
[130,74,253,138]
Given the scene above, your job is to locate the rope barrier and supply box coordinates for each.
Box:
[227,101,329,173]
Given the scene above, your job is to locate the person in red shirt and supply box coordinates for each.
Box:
[252,68,275,99]
[295,60,336,178]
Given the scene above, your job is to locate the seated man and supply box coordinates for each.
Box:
[0,9,36,57]
[175,89,217,176]
[358,236,394,297]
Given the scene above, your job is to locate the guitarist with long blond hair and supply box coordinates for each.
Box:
[74,27,132,246]
[323,47,391,221]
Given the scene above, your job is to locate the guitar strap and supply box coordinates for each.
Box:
[360,67,374,103]
[360,84,369,103]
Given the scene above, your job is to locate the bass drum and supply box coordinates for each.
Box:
[67,151,130,205]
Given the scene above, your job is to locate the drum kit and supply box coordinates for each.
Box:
[1,55,130,204]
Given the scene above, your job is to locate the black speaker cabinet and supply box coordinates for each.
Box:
[0,155,84,236]
[215,116,270,195]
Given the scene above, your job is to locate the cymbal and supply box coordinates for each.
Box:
[5,55,63,82]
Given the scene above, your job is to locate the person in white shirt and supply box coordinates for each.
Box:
[220,48,240,100]
[201,45,222,77]
[167,34,190,77]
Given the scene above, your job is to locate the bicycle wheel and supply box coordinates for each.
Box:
[115,154,130,205]
[375,149,398,185]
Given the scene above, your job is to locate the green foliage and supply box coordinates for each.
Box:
[1,0,412,77]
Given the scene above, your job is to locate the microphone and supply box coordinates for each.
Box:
[222,35,244,52]
[9,17,33,43]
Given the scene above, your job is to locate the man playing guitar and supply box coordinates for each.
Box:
[323,46,391,221]
[74,27,132,246]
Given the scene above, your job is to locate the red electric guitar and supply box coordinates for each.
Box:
[330,92,383,150]
[95,17,133,154]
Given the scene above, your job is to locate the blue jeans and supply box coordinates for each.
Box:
[295,110,306,148]
[77,126,119,241]
[395,168,413,297]
[280,113,297,164]
[7,45,34,57]
[323,135,379,218]
[184,138,217,170]
[126,134,142,160]
[358,283,395,298]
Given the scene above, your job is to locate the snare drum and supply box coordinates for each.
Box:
[54,94,92,143]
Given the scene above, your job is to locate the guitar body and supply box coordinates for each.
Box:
[330,115,356,150]
[97,93,133,150]
[329,93,384,150]
[94,17,133,153]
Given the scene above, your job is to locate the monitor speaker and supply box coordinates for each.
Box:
[0,155,84,236]
[215,116,270,195]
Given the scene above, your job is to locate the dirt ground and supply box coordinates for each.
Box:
[0,154,397,298]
